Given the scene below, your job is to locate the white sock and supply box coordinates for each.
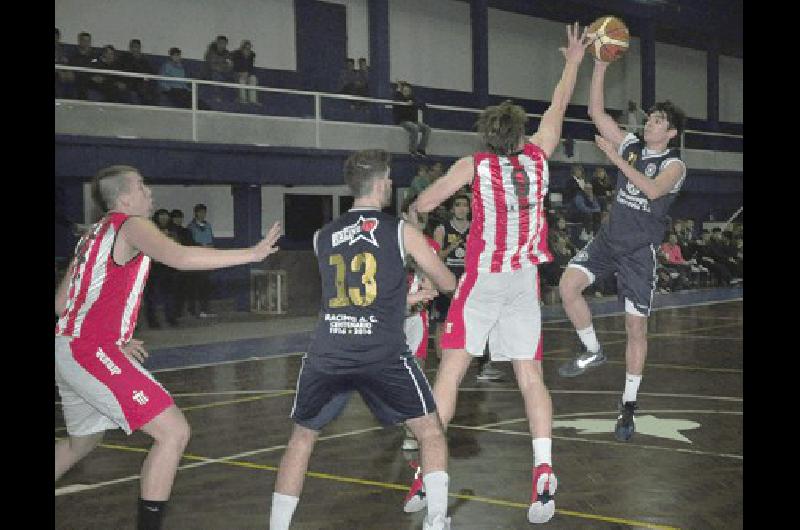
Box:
[622,373,642,403]
[269,492,299,530]
[423,471,449,522]
[576,325,600,353]
[533,438,552,467]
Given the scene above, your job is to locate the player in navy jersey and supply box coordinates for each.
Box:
[557,54,687,443]
[404,23,590,525]
[268,150,456,530]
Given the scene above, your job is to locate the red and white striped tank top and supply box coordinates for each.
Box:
[55,212,151,344]
[467,142,552,273]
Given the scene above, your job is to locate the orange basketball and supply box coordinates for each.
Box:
[587,16,630,62]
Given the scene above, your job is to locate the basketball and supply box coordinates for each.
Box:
[587,16,630,62]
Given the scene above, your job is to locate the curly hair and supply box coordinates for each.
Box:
[476,100,528,155]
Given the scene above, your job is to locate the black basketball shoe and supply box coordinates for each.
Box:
[614,399,637,441]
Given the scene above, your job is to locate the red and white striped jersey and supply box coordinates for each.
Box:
[55,212,151,345]
[467,142,552,273]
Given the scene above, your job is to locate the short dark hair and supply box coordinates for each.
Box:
[343,149,391,198]
[476,100,528,155]
[648,100,686,140]
[130,39,141,47]
[169,47,181,56]
[216,35,228,42]
[102,45,115,53]
[449,194,470,210]
[91,165,138,212]
[712,227,722,233]
[194,203,207,213]
[170,209,184,218]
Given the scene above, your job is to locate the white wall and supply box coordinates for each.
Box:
[83,184,236,237]
[719,55,743,123]
[326,0,369,61]
[389,0,472,91]
[55,0,297,70]
[655,42,707,120]
[488,10,641,112]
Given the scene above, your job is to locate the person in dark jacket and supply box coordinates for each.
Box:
[393,81,431,157]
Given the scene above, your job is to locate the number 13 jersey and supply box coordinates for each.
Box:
[308,208,408,370]
[470,142,552,273]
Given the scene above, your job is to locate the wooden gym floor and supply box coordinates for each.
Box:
[55,299,742,529]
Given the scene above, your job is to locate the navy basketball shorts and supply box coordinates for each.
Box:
[567,231,658,317]
[290,353,437,431]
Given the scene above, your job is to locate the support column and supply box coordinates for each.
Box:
[640,19,656,111]
[368,0,391,123]
[471,0,489,109]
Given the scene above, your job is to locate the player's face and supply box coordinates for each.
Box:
[122,172,153,217]
[644,111,676,145]
[452,199,469,220]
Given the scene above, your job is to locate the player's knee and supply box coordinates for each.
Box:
[558,271,583,300]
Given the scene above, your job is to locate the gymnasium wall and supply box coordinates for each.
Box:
[719,56,743,124]
[388,0,473,92]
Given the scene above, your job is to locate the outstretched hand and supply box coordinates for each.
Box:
[559,22,590,64]
[252,222,282,262]
[594,134,619,161]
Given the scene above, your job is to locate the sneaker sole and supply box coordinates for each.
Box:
[528,499,555,523]
[558,359,606,378]
[403,496,427,513]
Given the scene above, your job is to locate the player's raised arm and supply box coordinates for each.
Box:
[409,156,473,216]
[403,222,456,293]
[530,22,589,158]
[121,217,282,270]
[587,60,627,148]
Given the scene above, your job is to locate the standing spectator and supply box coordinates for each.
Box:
[231,39,260,105]
[204,35,234,101]
[572,183,601,233]
[68,31,97,99]
[169,209,193,319]
[187,204,215,317]
[563,164,587,210]
[117,39,157,105]
[91,45,128,103]
[338,58,358,94]
[144,209,177,327]
[405,164,431,204]
[393,81,431,157]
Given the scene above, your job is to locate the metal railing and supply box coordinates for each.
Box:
[55,64,742,151]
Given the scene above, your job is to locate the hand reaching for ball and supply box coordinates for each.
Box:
[560,22,590,65]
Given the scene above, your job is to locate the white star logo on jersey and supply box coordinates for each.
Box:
[332,216,380,248]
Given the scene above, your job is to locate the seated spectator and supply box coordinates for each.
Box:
[338,58,358,94]
[159,47,209,109]
[55,28,73,87]
[204,35,234,101]
[542,234,574,286]
[572,183,602,237]
[354,57,369,97]
[231,39,260,105]
[694,230,733,285]
[91,45,128,103]
[548,215,577,254]
[117,39,157,105]
[68,31,97,99]
[658,233,693,290]
[393,81,430,157]
[590,166,614,210]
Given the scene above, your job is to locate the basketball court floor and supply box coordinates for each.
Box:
[55,294,742,529]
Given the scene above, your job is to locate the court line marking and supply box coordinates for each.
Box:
[448,423,742,460]
[542,327,742,341]
[54,426,384,496]
[664,315,742,321]
[481,409,741,429]
[55,389,742,432]
[55,432,679,529]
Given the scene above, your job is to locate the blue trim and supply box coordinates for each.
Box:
[143,288,741,371]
